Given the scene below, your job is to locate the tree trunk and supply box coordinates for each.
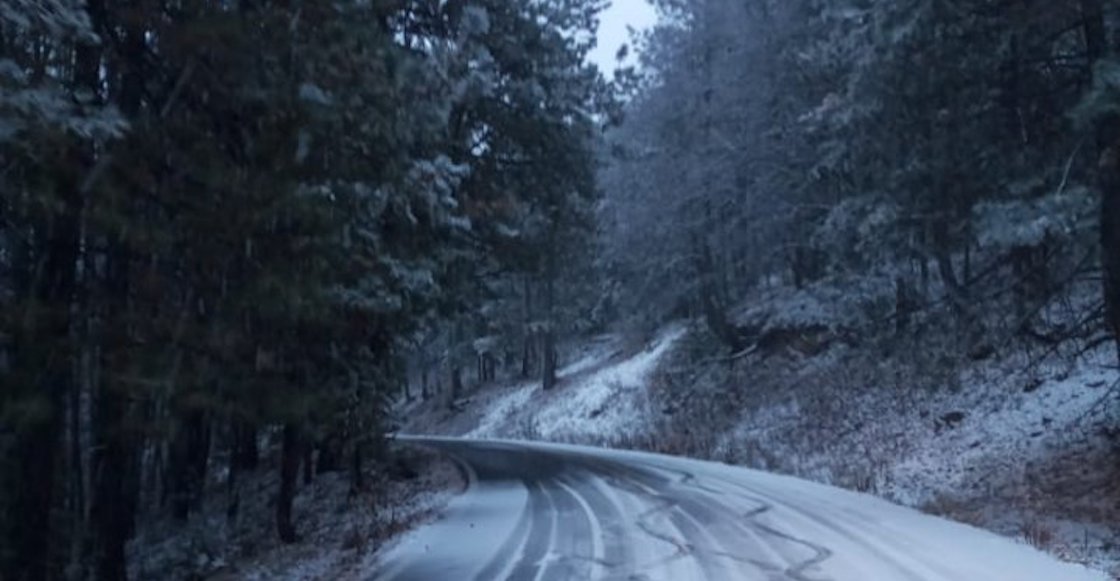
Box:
[449,319,465,403]
[895,277,914,334]
[541,259,557,391]
[450,365,463,401]
[302,441,313,486]
[316,435,341,473]
[6,212,79,576]
[1080,0,1106,75]
[8,404,64,581]
[936,250,963,300]
[88,10,146,578]
[1102,174,1120,361]
[541,332,557,390]
[226,438,240,521]
[122,432,142,542]
[89,373,130,581]
[351,441,364,494]
[3,91,96,581]
[233,420,259,471]
[695,237,748,352]
[1081,0,1120,362]
[89,238,135,581]
[89,251,133,581]
[3,33,96,576]
[276,423,300,543]
[521,336,536,379]
[521,276,535,378]
[930,213,970,322]
[168,409,210,521]
[67,364,86,573]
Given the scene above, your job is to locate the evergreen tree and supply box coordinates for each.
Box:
[0,0,608,578]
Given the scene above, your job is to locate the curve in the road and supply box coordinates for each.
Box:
[371,437,1107,581]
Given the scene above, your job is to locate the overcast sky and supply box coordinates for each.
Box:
[589,0,659,75]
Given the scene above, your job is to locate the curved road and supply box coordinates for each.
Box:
[373,437,1104,581]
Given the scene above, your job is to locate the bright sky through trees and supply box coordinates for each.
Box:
[589,0,657,75]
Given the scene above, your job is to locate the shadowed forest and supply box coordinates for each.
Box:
[2,0,1120,579]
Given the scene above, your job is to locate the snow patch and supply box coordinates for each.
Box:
[716,344,1120,572]
[531,326,686,440]
[463,326,686,442]
[466,381,536,438]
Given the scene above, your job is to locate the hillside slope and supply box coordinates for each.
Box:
[405,326,685,441]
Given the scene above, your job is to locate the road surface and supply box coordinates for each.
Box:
[372,437,1104,581]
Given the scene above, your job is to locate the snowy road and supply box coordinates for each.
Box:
[373,437,1104,581]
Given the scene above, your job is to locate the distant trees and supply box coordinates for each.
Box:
[602,0,1120,360]
[402,0,609,398]
[0,0,606,579]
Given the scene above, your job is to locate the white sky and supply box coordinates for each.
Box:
[590,0,659,76]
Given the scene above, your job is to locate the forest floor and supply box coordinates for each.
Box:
[404,321,1120,577]
[127,445,464,581]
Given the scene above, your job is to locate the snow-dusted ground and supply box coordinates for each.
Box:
[466,325,686,440]
[708,344,1120,573]
[375,437,1107,581]
[888,356,1116,507]
[129,447,463,581]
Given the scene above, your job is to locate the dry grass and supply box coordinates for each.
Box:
[1020,518,1058,551]
[918,493,990,529]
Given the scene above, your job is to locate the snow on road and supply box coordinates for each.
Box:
[374,437,1107,581]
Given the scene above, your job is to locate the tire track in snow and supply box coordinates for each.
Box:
[588,458,775,579]
[537,477,595,580]
[698,469,952,580]
[607,460,830,580]
[379,437,1110,581]
[472,479,535,581]
[506,479,557,580]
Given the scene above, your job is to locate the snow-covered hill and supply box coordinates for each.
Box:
[708,345,1120,573]
[405,326,685,440]
[466,326,686,440]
